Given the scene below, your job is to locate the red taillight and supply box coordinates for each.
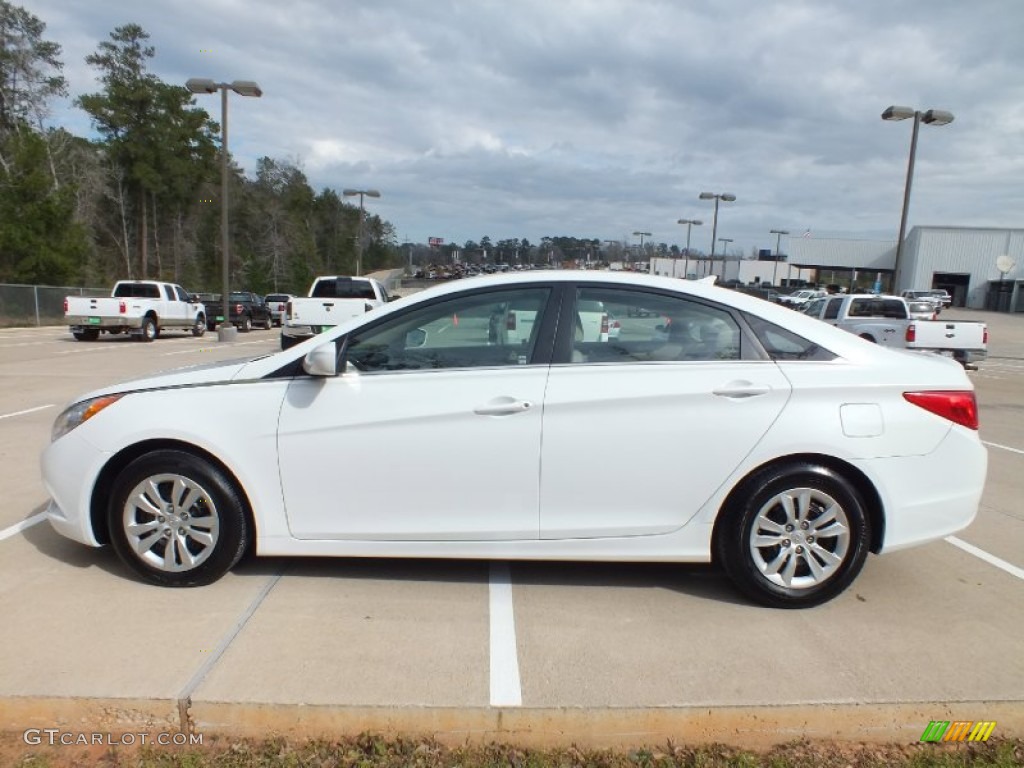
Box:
[905,323,916,343]
[234,303,243,314]
[904,391,978,430]
[611,319,621,330]
[119,301,126,314]
[600,313,609,335]
[983,325,988,345]
[507,312,517,331]
[63,298,68,312]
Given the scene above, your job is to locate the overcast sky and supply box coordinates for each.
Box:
[27,0,1024,257]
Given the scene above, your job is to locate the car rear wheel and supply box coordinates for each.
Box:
[715,462,870,608]
[138,317,158,342]
[192,315,206,337]
[107,450,250,587]
[239,315,252,333]
[73,328,99,341]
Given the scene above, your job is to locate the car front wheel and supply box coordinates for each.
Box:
[108,450,250,587]
[715,462,870,608]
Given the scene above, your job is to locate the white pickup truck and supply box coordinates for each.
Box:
[801,293,987,367]
[63,280,206,342]
[281,275,391,349]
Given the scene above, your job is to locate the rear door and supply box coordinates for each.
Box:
[539,285,791,538]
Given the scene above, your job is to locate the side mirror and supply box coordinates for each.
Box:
[405,328,427,348]
[302,342,340,377]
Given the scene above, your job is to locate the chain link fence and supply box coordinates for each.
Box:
[0,284,109,328]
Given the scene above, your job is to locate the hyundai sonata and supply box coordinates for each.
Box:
[41,272,986,608]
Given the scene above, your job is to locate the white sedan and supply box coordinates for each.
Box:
[41,271,987,608]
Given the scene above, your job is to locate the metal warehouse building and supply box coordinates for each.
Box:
[787,226,1024,311]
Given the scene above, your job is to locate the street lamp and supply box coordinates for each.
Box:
[718,238,734,282]
[186,78,263,342]
[677,218,702,279]
[343,189,381,276]
[632,231,651,269]
[699,192,736,277]
[770,229,789,286]
[882,105,954,291]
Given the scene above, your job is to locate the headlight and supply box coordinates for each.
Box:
[51,394,124,442]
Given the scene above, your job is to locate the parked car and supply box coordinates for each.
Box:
[282,275,390,349]
[906,300,939,321]
[41,271,986,609]
[225,291,272,332]
[63,280,206,341]
[264,293,293,327]
[801,293,986,367]
[778,289,826,309]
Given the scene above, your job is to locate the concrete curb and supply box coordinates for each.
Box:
[3,698,1021,749]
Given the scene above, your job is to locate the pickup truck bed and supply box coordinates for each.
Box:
[281,276,389,349]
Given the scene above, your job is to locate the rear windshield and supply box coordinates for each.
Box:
[848,298,907,319]
[311,278,377,299]
[265,294,290,302]
[113,282,161,299]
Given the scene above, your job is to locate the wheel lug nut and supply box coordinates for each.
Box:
[782,539,791,547]
[807,536,814,544]
[158,516,165,523]
[796,546,804,554]
[785,525,793,532]
[801,522,809,530]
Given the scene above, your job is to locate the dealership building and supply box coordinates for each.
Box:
[652,225,1024,311]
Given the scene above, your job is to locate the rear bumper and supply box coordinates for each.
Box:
[865,426,987,553]
[66,316,141,331]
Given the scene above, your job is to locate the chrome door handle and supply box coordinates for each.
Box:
[474,399,533,416]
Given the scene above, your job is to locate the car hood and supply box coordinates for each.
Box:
[70,356,256,403]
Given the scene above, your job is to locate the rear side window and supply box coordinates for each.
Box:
[311,279,377,299]
[743,314,837,361]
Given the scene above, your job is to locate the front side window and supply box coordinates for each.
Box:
[823,298,843,320]
[569,287,742,363]
[345,287,551,372]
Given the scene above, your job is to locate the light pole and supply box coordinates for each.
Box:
[677,218,702,279]
[186,78,262,342]
[770,229,789,286]
[718,238,734,282]
[343,189,381,276]
[699,192,736,278]
[632,231,651,270]
[881,105,954,292]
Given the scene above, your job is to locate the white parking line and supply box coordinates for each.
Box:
[983,441,1024,456]
[0,404,54,420]
[0,512,46,542]
[489,562,522,706]
[946,536,1024,581]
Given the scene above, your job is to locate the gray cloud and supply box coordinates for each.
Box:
[27,0,1024,255]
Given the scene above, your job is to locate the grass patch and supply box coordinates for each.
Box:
[2,735,1022,768]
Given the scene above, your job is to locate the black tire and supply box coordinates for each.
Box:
[262,317,273,330]
[73,328,99,341]
[715,462,871,608]
[107,449,250,587]
[192,314,206,337]
[239,315,252,333]
[138,317,158,342]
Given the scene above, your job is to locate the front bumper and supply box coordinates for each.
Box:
[40,430,112,548]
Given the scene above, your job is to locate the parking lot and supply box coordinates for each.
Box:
[0,308,1021,748]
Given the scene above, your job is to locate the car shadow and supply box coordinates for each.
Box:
[18,500,747,606]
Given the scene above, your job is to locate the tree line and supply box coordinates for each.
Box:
[0,2,396,295]
[0,2,731,296]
